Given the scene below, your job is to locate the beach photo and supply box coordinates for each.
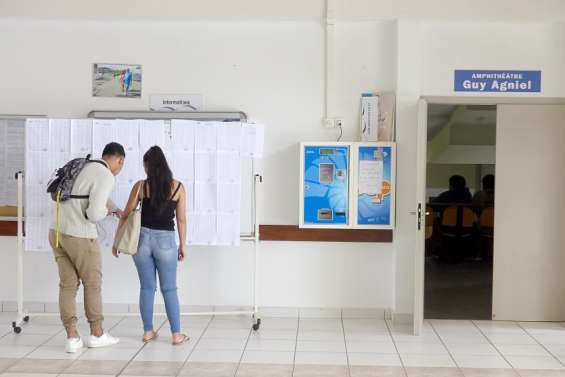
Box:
[92,63,142,98]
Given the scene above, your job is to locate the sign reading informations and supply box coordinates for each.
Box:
[454,70,541,93]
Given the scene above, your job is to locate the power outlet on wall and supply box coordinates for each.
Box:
[323,118,344,129]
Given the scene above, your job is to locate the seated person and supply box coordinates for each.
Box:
[473,174,495,207]
[432,175,472,204]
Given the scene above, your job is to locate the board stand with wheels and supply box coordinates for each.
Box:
[12,162,263,333]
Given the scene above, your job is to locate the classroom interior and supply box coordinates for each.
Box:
[2,1,565,376]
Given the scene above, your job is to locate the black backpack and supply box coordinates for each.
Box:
[46,154,104,202]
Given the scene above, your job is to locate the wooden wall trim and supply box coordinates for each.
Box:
[0,221,18,236]
[259,225,393,243]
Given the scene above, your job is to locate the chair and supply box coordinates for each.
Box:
[439,205,477,262]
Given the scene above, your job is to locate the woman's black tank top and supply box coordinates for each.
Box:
[140,181,182,231]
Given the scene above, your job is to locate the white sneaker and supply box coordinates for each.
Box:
[65,337,84,353]
[86,333,120,348]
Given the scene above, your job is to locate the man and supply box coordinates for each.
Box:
[473,174,495,207]
[432,175,472,204]
[49,142,125,353]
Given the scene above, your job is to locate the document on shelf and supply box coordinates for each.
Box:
[49,119,71,153]
[195,122,217,152]
[92,119,116,157]
[217,122,242,152]
[71,119,93,156]
[140,119,166,149]
[171,120,197,151]
[194,182,217,212]
[26,118,49,152]
[217,151,241,184]
[217,212,240,246]
[241,123,264,158]
[195,152,217,183]
[218,183,241,214]
[187,212,217,245]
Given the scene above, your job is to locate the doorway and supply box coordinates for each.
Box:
[424,104,496,320]
[414,98,565,335]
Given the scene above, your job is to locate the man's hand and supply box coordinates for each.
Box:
[112,246,120,258]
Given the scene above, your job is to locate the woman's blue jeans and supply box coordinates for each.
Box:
[133,227,180,333]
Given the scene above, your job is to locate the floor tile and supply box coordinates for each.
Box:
[299,331,345,342]
[347,341,397,353]
[256,318,298,330]
[0,372,57,377]
[404,367,463,377]
[178,362,238,377]
[460,368,519,376]
[299,308,342,318]
[6,358,73,374]
[495,343,551,356]
[347,332,394,342]
[12,325,61,336]
[0,359,18,373]
[347,353,402,366]
[0,345,36,358]
[292,364,348,376]
[445,343,499,356]
[395,342,449,355]
[120,360,183,376]
[452,354,511,369]
[196,338,247,351]
[400,354,456,368]
[440,335,491,345]
[59,374,117,377]
[0,333,52,346]
[25,345,86,359]
[203,328,252,339]
[516,370,565,377]
[531,335,565,345]
[297,340,346,352]
[248,329,297,340]
[241,350,294,364]
[133,346,192,362]
[294,352,348,365]
[299,319,343,332]
[349,365,406,377]
[208,318,254,330]
[245,338,296,351]
[188,349,243,363]
[236,363,293,376]
[78,346,140,360]
[487,333,538,345]
[62,359,129,375]
[506,355,565,369]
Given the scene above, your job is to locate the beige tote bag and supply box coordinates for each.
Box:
[113,181,143,255]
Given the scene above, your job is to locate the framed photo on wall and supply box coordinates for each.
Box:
[92,63,142,98]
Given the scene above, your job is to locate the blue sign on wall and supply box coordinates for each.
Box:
[454,70,541,93]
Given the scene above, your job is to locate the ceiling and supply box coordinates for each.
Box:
[427,104,496,142]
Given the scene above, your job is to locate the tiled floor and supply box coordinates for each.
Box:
[2,313,565,376]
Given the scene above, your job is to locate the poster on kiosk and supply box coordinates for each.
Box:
[299,142,395,229]
[354,142,395,229]
[299,143,351,228]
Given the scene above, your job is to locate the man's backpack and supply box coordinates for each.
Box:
[46,154,107,247]
[46,154,94,202]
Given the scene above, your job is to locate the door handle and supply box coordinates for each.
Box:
[417,203,422,230]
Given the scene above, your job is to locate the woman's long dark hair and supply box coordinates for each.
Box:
[143,146,173,213]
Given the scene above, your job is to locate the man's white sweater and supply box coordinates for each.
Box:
[50,159,117,239]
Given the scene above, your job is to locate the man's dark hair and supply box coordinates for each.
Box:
[102,142,126,158]
[449,175,466,190]
[482,174,495,190]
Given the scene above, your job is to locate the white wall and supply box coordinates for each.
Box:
[0,19,396,310]
[1,14,565,318]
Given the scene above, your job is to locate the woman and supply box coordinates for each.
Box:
[114,145,189,345]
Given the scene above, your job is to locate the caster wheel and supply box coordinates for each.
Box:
[252,323,260,331]
[14,326,22,334]
[23,316,30,322]
[12,321,16,328]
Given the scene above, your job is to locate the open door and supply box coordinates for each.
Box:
[413,98,428,335]
[493,104,565,320]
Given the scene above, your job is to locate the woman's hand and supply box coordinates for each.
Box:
[178,245,185,262]
[112,246,120,258]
